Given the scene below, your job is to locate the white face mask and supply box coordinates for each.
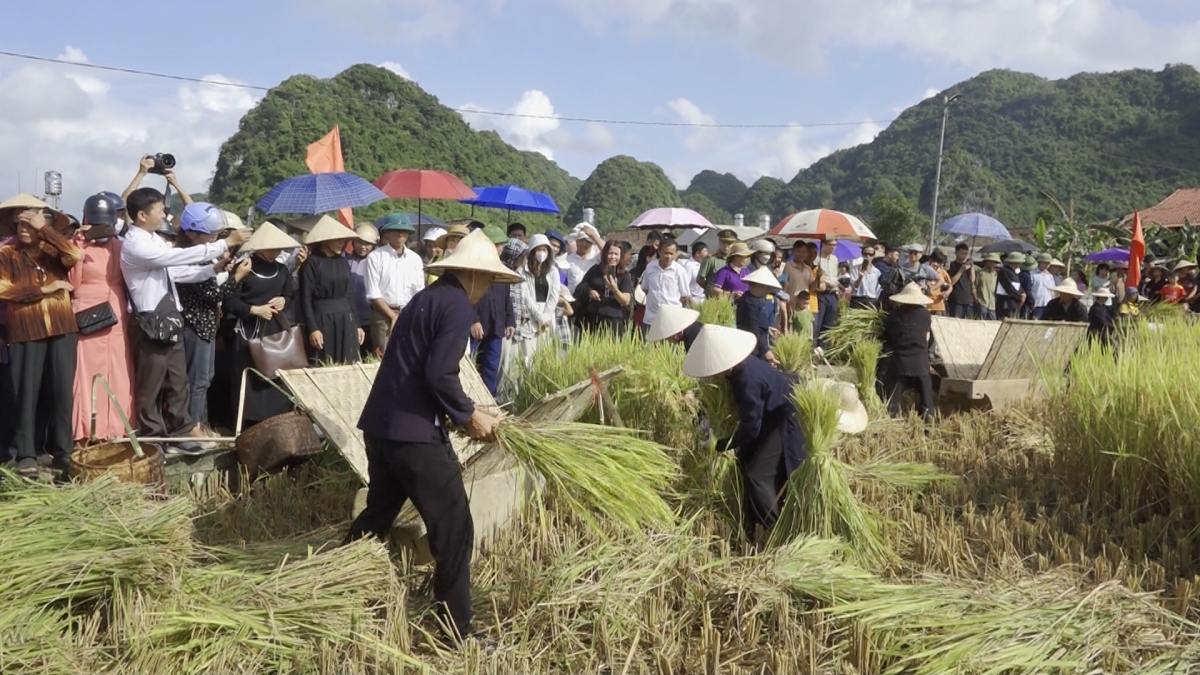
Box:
[534,250,548,264]
[757,253,771,264]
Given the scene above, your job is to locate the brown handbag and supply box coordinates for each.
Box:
[247,313,308,378]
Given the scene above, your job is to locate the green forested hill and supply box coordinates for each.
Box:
[771,65,1200,229]
[208,64,580,230]
[564,156,683,233]
[209,63,1200,237]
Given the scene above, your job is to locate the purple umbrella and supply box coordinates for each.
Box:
[1084,247,1130,263]
[817,240,862,262]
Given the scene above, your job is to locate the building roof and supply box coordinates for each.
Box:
[1125,188,1200,229]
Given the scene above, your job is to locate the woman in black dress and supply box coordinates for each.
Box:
[223,223,299,427]
[577,240,633,335]
[300,216,363,365]
[881,282,936,422]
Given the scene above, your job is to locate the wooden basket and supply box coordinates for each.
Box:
[69,375,164,490]
[69,441,166,489]
[235,369,324,477]
[235,410,324,476]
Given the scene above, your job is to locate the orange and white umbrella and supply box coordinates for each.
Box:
[769,209,875,242]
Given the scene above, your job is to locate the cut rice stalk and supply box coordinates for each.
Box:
[697,378,739,441]
[823,307,886,363]
[849,338,885,415]
[772,332,811,375]
[492,421,679,534]
[768,384,892,568]
[696,297,736,327]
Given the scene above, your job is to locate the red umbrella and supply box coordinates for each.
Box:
[374,170,477,238]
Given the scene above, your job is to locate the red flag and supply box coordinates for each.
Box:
[1128,210,1145,292]
[305,126,354,227]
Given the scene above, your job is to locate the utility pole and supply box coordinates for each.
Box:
[928,93,960,253]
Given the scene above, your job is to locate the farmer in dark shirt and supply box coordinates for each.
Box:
[946,243,975,319]
[645,305,702,351]
[683,324,807,538]
[996,252,1025,320]
[344,229,520,644]
[736,266,782,364]
[881,282,936,422]
[1040,281,1088,323]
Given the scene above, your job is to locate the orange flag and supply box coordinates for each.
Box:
[306,126,354,227]
[1128,211,1145,293]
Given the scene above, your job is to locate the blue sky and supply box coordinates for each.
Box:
[1,0,1198,212]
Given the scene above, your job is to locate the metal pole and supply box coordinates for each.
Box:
[928,94,959,253]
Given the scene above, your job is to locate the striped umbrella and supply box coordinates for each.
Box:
[770,209,875,242]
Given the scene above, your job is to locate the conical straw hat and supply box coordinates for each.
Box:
[743,266,782,291]
[811,378,868,434]
[682,325,757,378]
[646,305,700,343]
[889,282,932,306]
[304,215,360,245]
[1051,280,1083,297]
[0,192,70,236]
[426,229,521,285]
[243,222,300,252]
[1091,286,1114,299]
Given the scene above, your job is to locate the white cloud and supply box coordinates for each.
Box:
[667,97,718,152]
[378,61,411,79]
[58,46,87,63]
[0,51,259,212]
[460,90,615,160]
[555,0,1200,76]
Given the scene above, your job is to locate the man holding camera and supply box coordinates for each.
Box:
[122,155,192,228]
[850,245,882,308]
[121,187,250,453]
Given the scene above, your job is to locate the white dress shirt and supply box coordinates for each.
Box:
[681,257,706,303]
[849,264,882,299]
[816,254,841,291]
[640,259,691,325]
[1030,269,1056,308]
[120,226,227,312]
[364,244,425,309]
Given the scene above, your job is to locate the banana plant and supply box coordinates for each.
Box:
[1036,191,1114,275]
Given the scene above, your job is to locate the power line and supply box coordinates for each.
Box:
[0,49,895,130]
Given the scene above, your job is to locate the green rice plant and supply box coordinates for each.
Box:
[768,384,891,567]
[697,377,738,440]
[772,331,810,375]
[512,330,698,449]
[1046,316,1200,525]
[823,306,886,363]
[849,338,885,415]
[493,420,679,534]
[695,297,735,327]
[1141,299,1187,323]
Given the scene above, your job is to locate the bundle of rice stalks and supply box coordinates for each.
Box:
[768,537,1200,675]
[768,384,891,568]
[695,297,735,327]
[0,473,194,611]
[117,542,419,674]
[849,338,885,415]
[772,331,811,375]
[696,377,738,441]
[512,330,698,449]
[823,306,885,363]
[493,421,679,534]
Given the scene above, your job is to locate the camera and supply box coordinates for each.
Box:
[148,153,176,176]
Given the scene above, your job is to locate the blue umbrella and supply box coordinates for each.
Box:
[256,172,388,215]
[938,213,1012,240]
[460,184,560,216]
[375,212,446,229]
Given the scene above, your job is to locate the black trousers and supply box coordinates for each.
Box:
[738,426,787,537]
[8,334,76,460]
[886,372,936,422]
[814,292,839,348]
[345,436,474,639]
[131,328,194,438]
